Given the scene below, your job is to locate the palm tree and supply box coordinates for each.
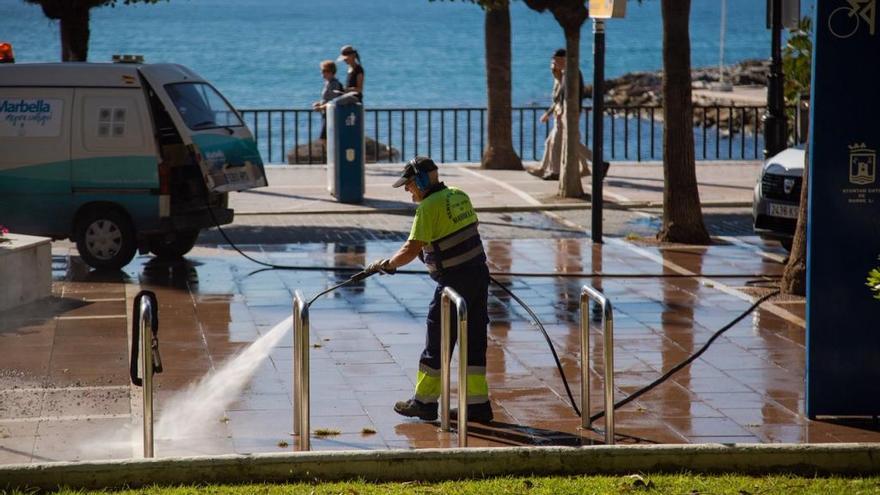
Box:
[523,0,588,198]
[24,0,163,62]
[657,0,710,243]
[482,1,523,170]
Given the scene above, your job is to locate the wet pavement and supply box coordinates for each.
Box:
[3,234,878,465]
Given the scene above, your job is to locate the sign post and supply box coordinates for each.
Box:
[806,0,880,418]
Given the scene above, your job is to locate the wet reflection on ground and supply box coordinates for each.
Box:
[1,238,876,463]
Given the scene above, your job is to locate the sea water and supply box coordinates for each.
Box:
[1,0,812,109]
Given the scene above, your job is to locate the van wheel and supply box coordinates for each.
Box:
[75,209,137,270]
[150,230,200,259]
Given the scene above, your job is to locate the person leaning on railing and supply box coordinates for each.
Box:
[312,60,344,143]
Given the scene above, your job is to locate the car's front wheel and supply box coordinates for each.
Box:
[74,208,137,270]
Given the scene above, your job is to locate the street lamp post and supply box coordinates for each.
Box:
[763,0,787,158]
[591,18,605,243]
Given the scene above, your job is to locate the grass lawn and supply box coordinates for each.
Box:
[13,474,880,495]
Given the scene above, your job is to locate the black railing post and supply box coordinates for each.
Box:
[441,110,446,163]
[281,111,286,164]
[467,109,472,162]
[388,110,393,163]
[454,110,458,161]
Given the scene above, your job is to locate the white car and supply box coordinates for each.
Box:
[752,147,805,251]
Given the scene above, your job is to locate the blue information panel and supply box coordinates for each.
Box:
[807,0,880,417]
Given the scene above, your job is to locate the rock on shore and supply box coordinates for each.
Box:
[586,59,770,134]
[287,137,400,164]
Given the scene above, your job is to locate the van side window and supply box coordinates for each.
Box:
[165,83,243,131]
[83,95,144,151]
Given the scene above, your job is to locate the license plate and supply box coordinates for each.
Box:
[769,202,799,219]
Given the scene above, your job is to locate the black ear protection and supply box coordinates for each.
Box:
[408,158,431,191]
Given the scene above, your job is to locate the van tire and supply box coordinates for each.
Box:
[74,209,137,270]
[149,230,200,259]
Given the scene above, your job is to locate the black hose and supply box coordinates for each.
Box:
[489,275,582,417]
[207,206,364,274]
[305,270,374,307]
[587,289,781,424]
[206,205,783,423]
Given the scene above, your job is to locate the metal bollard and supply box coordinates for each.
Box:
[129,290,162,458]
[439,287,468,447]
[292,291,310,450]
[579,285,615,445]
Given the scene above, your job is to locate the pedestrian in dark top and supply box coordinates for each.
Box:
[338,45,364,101]
[313,60,344,141]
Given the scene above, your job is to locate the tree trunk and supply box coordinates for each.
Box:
[558,23,584,198]
[657,0,709,244]
[781,147,808,295]
[482,2,522,170]
[60,5,90,61]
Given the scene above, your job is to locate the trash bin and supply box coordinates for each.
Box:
[326,99,365,203]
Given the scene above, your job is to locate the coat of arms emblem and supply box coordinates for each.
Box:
[849,143,876,185]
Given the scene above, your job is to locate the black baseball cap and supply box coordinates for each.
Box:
[392,156,438,188]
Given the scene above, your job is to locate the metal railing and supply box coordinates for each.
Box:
[238,105,807,165]
[292,290,310,451]
[580,285,614,445]
[129,290,163,458]
[440,287,468,447]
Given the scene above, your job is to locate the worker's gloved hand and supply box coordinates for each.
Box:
[366,258,396,275]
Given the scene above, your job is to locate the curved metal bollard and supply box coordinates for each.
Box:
[130,290,162,458]
[440,287,468,447]
[580,285,615,445]
[292,291,310,450]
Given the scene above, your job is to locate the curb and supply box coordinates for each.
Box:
[2,444,879,491]
[233,201,752,217]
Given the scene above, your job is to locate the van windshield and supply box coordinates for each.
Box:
[165,83,243,131]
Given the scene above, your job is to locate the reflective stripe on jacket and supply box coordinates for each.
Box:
[423,222,486,275]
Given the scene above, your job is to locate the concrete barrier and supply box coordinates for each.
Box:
[2,444,879,491]
[0,234,51,313]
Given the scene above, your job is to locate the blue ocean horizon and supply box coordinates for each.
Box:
[2,0,814,110]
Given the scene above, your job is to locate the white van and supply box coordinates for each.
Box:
[0,61,267,269]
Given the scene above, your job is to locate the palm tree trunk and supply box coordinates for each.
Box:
[781,148,808,295]
[482,2,522,170]
[657,0,709,244]
[60,5,90,61]
[558,24,584,198]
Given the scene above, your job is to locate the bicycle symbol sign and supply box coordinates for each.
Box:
[829,0,876,39]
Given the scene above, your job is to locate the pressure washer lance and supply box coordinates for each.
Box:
[206,207,783,429]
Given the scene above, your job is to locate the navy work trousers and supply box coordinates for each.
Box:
[419,263,490,371]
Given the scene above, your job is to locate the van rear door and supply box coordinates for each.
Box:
[138,64,267,193]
